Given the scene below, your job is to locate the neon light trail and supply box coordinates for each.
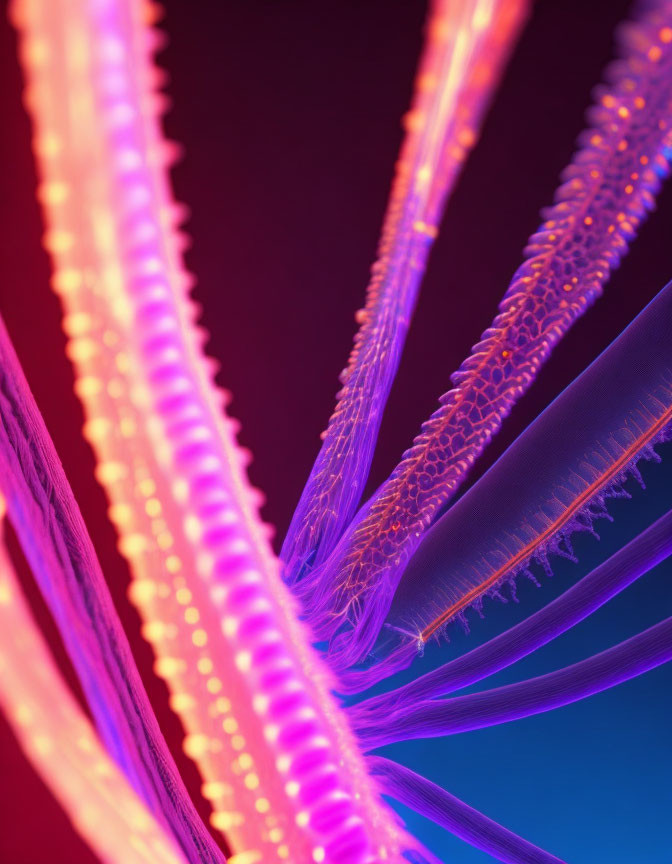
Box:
[0,1,670,863]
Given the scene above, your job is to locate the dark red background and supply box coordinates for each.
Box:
[0,0,670,860]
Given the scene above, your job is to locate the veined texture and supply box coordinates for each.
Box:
[2,2,671,863]
[297,0,672,677]
[281,0,529,586]
[388,279,672,643]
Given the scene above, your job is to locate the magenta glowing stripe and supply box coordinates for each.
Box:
[11,0,415,861]
[0,297,224,864]
[86,2,409,861]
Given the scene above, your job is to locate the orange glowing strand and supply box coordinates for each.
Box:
[12,1,412,862]
[301,0,672,677]
[383,278,672,651]
[423,402,672,640]
[282,0,529,585]
[0,509,187,864]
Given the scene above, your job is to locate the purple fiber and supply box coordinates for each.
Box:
[386,281,672,647]
[0,315,225,864]
[351,506,672,717]
[292,2,672,678]
[357,616,672,749]
[367,756,567,864]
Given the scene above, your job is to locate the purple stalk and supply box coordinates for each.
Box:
[295,0,672,677]
[281,0,528,585]
[351,506,672,716]
[357,616,672,748]
[367,756,567,864]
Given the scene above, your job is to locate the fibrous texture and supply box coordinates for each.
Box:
[281,0,529,586]
[367,758,566,864]
[10,0,413,862]
[0,307,224,864]
[351,505,672,719]
[338,276,672,691]
[0,512,187,864]
[2,1,671,863]
[294,0,672,679]
[357,616,672,747]
[387,278,672,644]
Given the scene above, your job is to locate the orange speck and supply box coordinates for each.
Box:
[192,628,207,647]
[44,229,74,254]
[648,45,662,61]
[457,127,477,148]
[403,110,424,132]
[583,216,593,226]
[660,26,672,43]
[416,72,437,92]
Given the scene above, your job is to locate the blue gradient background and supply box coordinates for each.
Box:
[0,0,670,862]
[373,443,672,864]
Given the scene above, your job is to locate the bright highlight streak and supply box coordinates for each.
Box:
[12,0,413,861]
[0,511,187,864]
[282,0,529,585]
[300,0,672,679]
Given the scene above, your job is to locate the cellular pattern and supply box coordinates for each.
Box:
[281,0,529,586]
[295,1,672,677]
[1,2,671,864]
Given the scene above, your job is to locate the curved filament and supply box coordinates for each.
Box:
[281,0,529,585]
[357,616,672,748]
[0,521,187,864]
[351,505,672,716]
[367,757,566,864]
[295,0,672,676]
[11,0,411,861]
[385,279,672,647]
[0,314,223,863]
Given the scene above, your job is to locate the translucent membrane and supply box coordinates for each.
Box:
[0,317,223,863]
[357,616,672,748]
[367,757,566,864]
[297,0,672,676]
[0,523,187,864]
[282,0,529,585]
[11,0,410,860]
[351,506,672,717]
[387,280,672,645]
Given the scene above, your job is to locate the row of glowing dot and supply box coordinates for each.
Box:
[15,0,403,861]
[550,23,672,294]
[88,3,376,859]
[90,1,410,860]
[13,1,311,859]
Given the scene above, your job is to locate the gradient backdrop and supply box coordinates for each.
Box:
[0,1,671,862]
